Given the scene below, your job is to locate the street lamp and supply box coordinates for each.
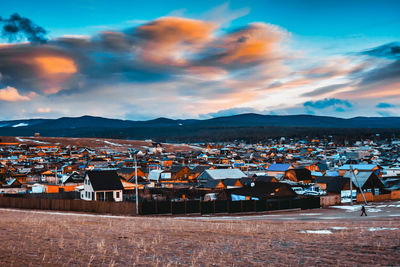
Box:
[129,149,140,215]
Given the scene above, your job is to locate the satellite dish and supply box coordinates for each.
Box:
[251,182,255,187]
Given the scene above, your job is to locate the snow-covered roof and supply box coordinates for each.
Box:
[148,170,164,181]
[204,169,247,180]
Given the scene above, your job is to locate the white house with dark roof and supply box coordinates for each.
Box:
[81,170,123,202]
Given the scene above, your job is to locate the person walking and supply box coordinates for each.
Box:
[360,205,367,216]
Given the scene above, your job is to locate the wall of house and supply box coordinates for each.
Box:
[81,175,94,201]
[45,185,59,193]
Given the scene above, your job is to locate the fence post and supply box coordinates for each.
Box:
[240,200,243,212]
[227,200,230,213]
[199,200,201,214]
[184,200,187,215]
[213,200,216,214]
[155,200,158,215]
[254,200,256,212]
[170,201,173,214]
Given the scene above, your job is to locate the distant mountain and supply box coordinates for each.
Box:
[0,113,400,141]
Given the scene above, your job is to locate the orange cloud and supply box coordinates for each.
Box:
[219,23,286,64]
[37,107,51,113]
[34,56,77,75]
[187,66,228,80]
[136,17,216,65]
[0,86,36,102]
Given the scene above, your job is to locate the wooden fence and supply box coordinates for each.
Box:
[320,195,341,207]
[0,197,137,216]
[356,190,400,203]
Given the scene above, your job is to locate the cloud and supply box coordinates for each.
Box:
[304,98,352,109]
[302,83,350,97]
[1,12,399,120]
[134,17,216,65]
[362,42,400,59]
[376,102,396,108]
[37,107,51,113]
[0,86,35,102]
[213,23,287,65]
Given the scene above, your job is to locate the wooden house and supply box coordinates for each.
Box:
[284,168,313,183]
[228,181,296,200]
[266,164,294,177]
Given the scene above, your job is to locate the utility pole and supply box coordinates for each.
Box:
[129,149,140,215]
[350,166,367,205]
[134,153,139,215]
[350,166,353,205]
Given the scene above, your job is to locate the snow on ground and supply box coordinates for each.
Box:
[368,227,398,231]
[300,230,332,234]
[367,209,382,213]
[331,227,348,230]
[104,140,123,146]
[12,123,29,127]
[331,205,363,211]
[16,137,50,144]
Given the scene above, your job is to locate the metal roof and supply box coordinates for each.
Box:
[267,163,293,172]
[203,169,246,180]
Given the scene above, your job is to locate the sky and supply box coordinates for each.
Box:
[0,0,399,120]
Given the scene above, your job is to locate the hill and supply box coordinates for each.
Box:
[0,113,399,141]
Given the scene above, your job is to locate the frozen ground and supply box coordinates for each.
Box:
[175,200,400,221]
[0,202,399,266]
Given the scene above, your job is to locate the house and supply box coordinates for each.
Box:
[380,176,400,191]
[254,175,278,183]
[343,171,385,194]
[190,165,211,179]
[81,170,123,202]
[228,181,296,200]
[339,164,382,177]
[117,167,146,181]
[169,166,191,181]
[197,169,247,184]
[148,170,172,183]
[315,176,351,194]
[284,168,313,183]
[62,172,84,186]
[266,164,293,176]
[306,163,329,175]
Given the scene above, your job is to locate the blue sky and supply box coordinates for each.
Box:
[0,0,399,120]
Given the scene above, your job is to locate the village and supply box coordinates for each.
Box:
[0,134,399,214]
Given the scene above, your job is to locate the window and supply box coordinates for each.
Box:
[116,191,120,199]
[88,192,91,200]
[85,191,88,198]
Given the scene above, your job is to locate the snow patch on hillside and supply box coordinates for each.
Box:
[12,123,29,127]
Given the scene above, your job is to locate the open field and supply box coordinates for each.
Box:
[0,203,399,266]
[0,136,201,152]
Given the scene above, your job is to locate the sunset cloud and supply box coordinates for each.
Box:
[218,23,286,64]
[0,9,399,120]
[0,86,35,102]
[135,17,216,65]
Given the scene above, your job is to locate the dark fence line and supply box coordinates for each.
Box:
[140,197,321,215]
[0,196,320,216]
